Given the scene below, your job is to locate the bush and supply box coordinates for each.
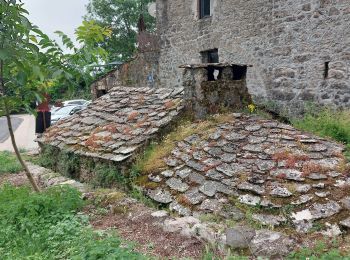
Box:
[0,151,22,174]
[93,163,127,188]
[0,185,145,259]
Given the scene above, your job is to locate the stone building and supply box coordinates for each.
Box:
[92,0,350,114]
[155,0,350,114]
[39,2,350,250]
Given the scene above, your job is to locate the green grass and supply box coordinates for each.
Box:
[288,241,350,260]
[292,108,350,161]
[0,151,22,174]
[0,184,147,259]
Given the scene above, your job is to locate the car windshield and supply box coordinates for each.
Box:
[68,101,85,105]
[54,106,74,115]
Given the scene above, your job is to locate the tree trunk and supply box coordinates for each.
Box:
[3,100,40,192]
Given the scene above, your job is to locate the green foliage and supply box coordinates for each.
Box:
[0,185,145,259]
[57,151,80,179]
[0,151,22,174]
[36,145,59,169]
[0,0,50,116]
[292,107,350,161]
[0,0,112,111]
[93,163,126,188]
[85,0,156,62]
[288,241,349,260]
[49,20,112,100]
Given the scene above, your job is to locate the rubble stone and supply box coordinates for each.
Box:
[148,189,173,204]
[226,226,256,249]
[250,230,295,257]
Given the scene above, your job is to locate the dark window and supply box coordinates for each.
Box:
[324,61,329,79]
[199,0,211,19]
[201,49,219,63]
[96,89,107,98]
[232,65,247,80]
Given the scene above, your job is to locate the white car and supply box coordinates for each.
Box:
[51,105,86,125]
[51,99,90,113]
[62,99,90,106]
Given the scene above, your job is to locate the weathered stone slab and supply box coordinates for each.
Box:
[252,214,287,227]
[309,201,342,220]
[166,178,189,192]
[250,230,295,257]
[148,189,173,204]
[237,182,265,195]
[270,186,293,197]
[226,226,256,249]
[238,194,261,206]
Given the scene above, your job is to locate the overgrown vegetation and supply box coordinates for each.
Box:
[0,184,145,259]
[288,240,350,260]
[134,113,234,175]
[0,151,22,174]
[292,108,350,161]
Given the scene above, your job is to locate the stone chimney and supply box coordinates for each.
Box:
[180,63,253,120]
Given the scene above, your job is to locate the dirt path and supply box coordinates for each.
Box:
[88,196,205,259]
[0,172,28,187]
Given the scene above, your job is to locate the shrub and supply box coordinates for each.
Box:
[93,163,126,188]
[57,151,80,179]
[0,151,22,174]
[0,185,144,259]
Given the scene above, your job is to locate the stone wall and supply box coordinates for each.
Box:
[182,63,252,119]
[155,0,350,115]
[91,32,160,99]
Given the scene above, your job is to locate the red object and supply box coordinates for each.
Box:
[37,93,50,112]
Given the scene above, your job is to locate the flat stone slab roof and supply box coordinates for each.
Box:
[146,113,350,233]
[38,86,184,162]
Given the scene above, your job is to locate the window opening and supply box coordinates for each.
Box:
[97,89,107,98]
[232,65,247,80]
[199,0,211,19]
[201,49,219,64]
[324,61,329,79]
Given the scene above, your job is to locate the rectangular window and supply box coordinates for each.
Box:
[201,49,219,63]
[199,0,211,19]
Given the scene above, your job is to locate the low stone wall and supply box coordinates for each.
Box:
[37,145,130,188]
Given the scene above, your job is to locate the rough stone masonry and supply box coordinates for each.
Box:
[156,0,350,115]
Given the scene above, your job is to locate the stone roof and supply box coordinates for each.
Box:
[146,113,350,231]
[38,86,184,162]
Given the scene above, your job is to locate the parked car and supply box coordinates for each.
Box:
[51,99,90,113]
[51,105,86,125]
[62,99,90,106]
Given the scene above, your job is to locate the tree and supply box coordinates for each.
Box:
[48,20,112,100]
[0,0,51,192]
[85,0,156,62]
[0,0,111,191]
